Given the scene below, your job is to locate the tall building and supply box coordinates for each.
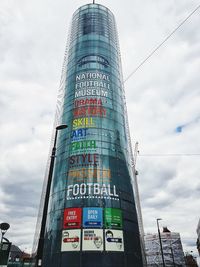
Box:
[34,3,144,267]
[145,227,186,267]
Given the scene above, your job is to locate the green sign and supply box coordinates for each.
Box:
[104,208,122,229]
[0,242,11,266]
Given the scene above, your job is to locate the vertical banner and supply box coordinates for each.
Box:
[82,229,104,251]
[61,230,81,251]
[104,208,122,229]
[63,208,82,229]
[105,229,124,252]
[83,207,103,227]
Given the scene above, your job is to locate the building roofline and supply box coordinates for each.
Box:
[72,3,114,18]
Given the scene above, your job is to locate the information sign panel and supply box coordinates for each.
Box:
[104,208,122,228]
[63,208,82,229]
[61,229,81,251]
[105,229,124,252]
[83,207,103,227]
[0,242,11,266]
[82,229,104,251]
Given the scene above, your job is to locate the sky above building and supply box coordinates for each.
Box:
[0,0,199,261]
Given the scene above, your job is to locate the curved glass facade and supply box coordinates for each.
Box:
[42,4,143,267]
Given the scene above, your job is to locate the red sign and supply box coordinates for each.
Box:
[63,208,82,229]
[73,106,106,117]
[63,237,79,243]
[74,98,103,107]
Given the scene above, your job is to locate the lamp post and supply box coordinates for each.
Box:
[0,222,10,267]
[156,218,165,267]
[35,124,68,267]
[170,246,175,267]
[0,223,10,249]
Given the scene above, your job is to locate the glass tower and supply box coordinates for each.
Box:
[39,3,144,267]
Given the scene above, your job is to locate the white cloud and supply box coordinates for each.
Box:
[0,0,199,259]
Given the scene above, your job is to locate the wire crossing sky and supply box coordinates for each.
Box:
[138,153,200,157]
[124,3,200,82]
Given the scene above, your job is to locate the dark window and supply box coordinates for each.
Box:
[82,13,107,36]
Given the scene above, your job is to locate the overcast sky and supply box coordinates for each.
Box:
[0,0,200,261]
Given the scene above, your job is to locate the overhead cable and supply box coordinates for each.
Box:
[124,3,200,83]
[138,153,200,157]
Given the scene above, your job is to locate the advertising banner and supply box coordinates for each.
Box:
[83,207,103,227]
[105,230,124,252]
[104,208,122,229]
[63,208,82,229]
[82,229,104,251]
[61,229,81,252]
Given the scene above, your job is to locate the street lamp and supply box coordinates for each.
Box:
[35,124,68,267]
[170,246,175,267]
[0,223,10,248]
[156,218,165,267]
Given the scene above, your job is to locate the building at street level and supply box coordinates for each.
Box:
[34,3,144,267]
[145,227,186,267]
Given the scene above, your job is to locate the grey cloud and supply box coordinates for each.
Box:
[3,181,41,210]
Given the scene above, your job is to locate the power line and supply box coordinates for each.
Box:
[138,153,200,157]
[124,3,200,83]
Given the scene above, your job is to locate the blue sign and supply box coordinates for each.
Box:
[83,208,103,227]
[71,128,88,141]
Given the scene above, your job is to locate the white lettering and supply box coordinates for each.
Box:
[108,184,113,196]
[75,89,108,98]
[101,184,108,195]
[80,183,86,195]
[67,185,73,196]
[113,185,119,197]
[88,183,92,194]
[73,184,79,196]
[76,72,109,81]
[66,183,119,198]
[94,183,100,195]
